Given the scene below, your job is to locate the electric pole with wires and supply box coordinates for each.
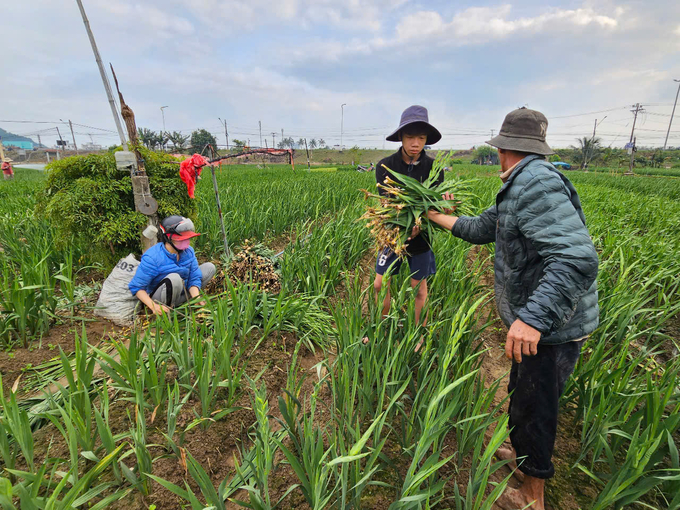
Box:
[68,120,78,153]
[219,117,229,150]
[626,103,644,175]
[663,79,680,150]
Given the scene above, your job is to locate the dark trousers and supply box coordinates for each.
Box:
[508,340,583,479]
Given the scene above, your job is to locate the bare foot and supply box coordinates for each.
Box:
[362,336,370,345]
[496,447,525,483]
[495,487,541,509]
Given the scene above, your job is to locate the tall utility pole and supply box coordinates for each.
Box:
[281,129,284,146]
[340,103,346,149]
[663,79,680,150]
[75,0,127,148]
[68,120,78,152]
[627,103,644,175]
[490,129,495,138]
[56,126,65,155]
[37,134,42,148]
[160,106,168,132]
[272,132,276,148]
[259,121,262,148]
[219,117,229,149]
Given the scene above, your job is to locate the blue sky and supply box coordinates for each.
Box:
[3,0,680,149]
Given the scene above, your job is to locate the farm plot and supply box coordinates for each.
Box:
[0,164,678,509]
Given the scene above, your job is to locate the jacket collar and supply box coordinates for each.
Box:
[160,242,183,261]
[497,154,543,196]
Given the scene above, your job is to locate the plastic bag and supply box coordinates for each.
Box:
[94,254,141,325]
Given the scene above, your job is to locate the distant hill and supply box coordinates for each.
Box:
[0,127,37,145]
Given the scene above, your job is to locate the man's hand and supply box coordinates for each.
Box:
[407,225,421,241]
[426,210,458,231]
[441,192,457,215]
[505,319,541,363]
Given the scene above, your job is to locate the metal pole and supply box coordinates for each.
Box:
[75,0,127,148]
[218,118,229,150]
[161,106,168,132]
[259,121,262,148]
[663,79,680,150]
[209,164,230,257]
[68,120,78,152]
[304,138,311,172]
[341,103,346,149]
[585,116,606,170]
[56,126,65,151]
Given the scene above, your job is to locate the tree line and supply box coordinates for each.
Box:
[137,128,330,153]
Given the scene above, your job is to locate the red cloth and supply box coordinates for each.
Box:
[179,154,208,198]
[1,162,12,175]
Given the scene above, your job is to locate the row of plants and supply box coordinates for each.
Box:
[0,160,679,508]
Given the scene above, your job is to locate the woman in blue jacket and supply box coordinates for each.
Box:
[129,216,215,315]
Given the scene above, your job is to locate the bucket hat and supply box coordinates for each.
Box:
[386,105,442,145]
[160,215,201,241]
[487,107,554,155]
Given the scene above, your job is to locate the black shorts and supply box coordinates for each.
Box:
[375,248,436,281]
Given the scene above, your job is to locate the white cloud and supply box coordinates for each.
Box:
[95,1,195,37]
[179,0,404,31]
[395,5,618,44]
[292,4,622,63]
[590,68,668,86]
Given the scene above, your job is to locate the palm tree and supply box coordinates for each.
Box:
[138,128,156,149]
[571,136,602,170]
[167,131,189,151]
[318,138,326,148]
[309,139,318,149]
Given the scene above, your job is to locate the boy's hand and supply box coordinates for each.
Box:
[442,192,457,215]
[408,225,421,241]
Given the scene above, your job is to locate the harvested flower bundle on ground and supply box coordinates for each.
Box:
[360,154,477,257]
[206,240,282,294]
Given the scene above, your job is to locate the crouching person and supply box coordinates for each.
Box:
[427,108,599,510]
[129,216,215,315]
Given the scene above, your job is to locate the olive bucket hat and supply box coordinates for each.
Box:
[386,105,442,145]
[487,107,554,155]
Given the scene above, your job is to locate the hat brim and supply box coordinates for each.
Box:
[386,121,442,145]
[486,134,554,156]
[170,231,201,241]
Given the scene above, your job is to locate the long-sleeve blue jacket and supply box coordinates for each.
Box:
[128,243,202,295]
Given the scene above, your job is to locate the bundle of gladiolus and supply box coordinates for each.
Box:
[360,161,476,257]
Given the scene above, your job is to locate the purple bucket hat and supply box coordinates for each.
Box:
[386,105,442,145]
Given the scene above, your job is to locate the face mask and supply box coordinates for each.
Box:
[174,239,191,251]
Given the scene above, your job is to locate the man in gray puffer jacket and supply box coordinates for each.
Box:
[428,108,598,510]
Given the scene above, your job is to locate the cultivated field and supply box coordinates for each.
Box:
[0,163,678,509]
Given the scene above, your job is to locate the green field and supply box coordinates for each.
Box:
[0,164,678,509]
